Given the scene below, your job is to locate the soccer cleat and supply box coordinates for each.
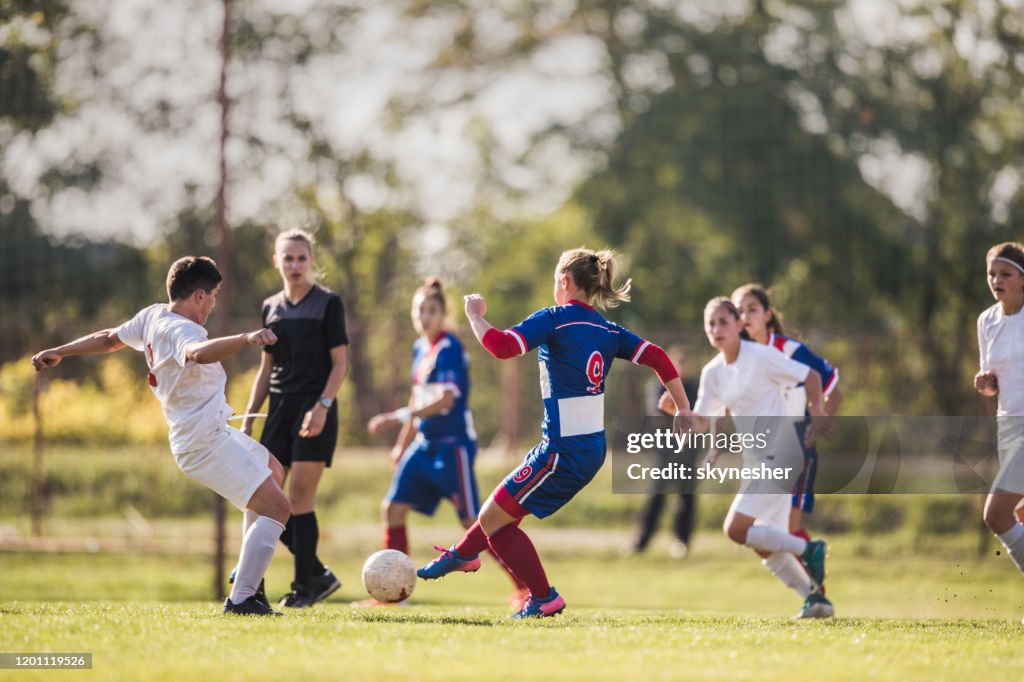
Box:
[228,570,270,610]
[223,594,283,616]
[253,579,270,609]
[794,591,834,619]
[510,587,566,619]
[277,589,314,608]
[416,545,482,580]
[305,568,342,605]
[800,539,827,587]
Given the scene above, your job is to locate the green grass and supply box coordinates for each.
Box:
[2,533,1022,681]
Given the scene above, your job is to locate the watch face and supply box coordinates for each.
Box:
[319,397,332,408]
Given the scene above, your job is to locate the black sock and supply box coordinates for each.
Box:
[279,516,295,554]
[292,511,325,583]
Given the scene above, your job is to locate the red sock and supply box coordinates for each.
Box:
[487,548,527,589]
[487,525,550,599]
[384,525,408,554]
[454,521,490,557]
[791,528,811,543]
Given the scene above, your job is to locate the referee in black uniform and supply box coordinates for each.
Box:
[242,229,349,608]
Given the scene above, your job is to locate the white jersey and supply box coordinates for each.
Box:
[116,304,232,454]
[694,340,810,465]
[978,303,1024,417]
[694,340,810,418]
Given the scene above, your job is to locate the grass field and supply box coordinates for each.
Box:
[2,446,1022,679]
[2,529,1023,681]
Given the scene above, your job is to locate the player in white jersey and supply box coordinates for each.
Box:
[31,256,291,616]
[679,297,835,618]
[976,242,1024,622]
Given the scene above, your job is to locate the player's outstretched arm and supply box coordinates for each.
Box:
[187,329,277,365]
[31,329,125,371]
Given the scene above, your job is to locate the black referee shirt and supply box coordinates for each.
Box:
[261,285,349,395]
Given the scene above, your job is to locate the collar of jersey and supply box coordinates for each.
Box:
[567,299,594,310]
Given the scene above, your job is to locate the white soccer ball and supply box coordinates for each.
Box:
[361,549,416,603]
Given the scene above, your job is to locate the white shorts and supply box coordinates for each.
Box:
[994,418,1024,495]
[729,488,791,530]
[175,427,272,510]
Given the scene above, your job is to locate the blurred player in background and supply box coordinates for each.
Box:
[682,297,834,619]
[975,242,1024,622]
[32,256,289,616]
[731,284,843,540]
[632,345,699,558]
[241,230,348,608]
[416,248,691,618]
[363,277,528,609]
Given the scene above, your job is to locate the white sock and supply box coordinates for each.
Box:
[763,552,813,598]
[229,516,285,604]
[997,523,1024,574]
[231,511,260,577]
[745,524,807,555]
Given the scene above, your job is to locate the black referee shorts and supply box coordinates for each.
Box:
[261,392,338,467]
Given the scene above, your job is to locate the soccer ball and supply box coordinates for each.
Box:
[361,549,417,603]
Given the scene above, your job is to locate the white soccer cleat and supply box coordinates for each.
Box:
[794,591,834,619]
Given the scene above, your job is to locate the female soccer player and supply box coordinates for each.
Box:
[241,229,348,608]
[32,256,289,616]
[364,277,528,608]
[730,284,843,536]
[686,297,834,618]
[416,248,691,618]
[976,242,1024,619]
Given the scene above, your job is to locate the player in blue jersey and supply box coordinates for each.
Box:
[416,248,692,618]
[363,277,527,607]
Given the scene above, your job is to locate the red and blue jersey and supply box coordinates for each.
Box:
[767,332,838,418]
[412,331,475,442]
[500,300,654,447]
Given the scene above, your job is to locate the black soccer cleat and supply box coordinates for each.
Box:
[305,568,342,605]
[277,589,314,609]
[223,594,283,616]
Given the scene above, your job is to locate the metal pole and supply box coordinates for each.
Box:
[213,0,233,602]
[31,371,45,537]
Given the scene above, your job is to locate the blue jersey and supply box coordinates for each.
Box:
[412,331,476,442]
[506,300,649,448]
[768,332,838,417]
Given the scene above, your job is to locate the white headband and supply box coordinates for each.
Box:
[993,256,1024,275]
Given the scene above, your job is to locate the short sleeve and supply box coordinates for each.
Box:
[168,322,206,367]
[323,294,349,348]
[507,308,555,354]
[607,322,648,362]
[790,343,837,392]
[763,345,812,387]
[693,365,726,417]
[115,308,148,352]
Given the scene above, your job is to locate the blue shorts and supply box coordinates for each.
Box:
[791,432,818,513]
[386,437,479,521]
[499,439,606,519]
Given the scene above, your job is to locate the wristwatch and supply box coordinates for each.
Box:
[317,396,334,409]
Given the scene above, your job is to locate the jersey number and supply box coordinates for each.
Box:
[586,351,604,394]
